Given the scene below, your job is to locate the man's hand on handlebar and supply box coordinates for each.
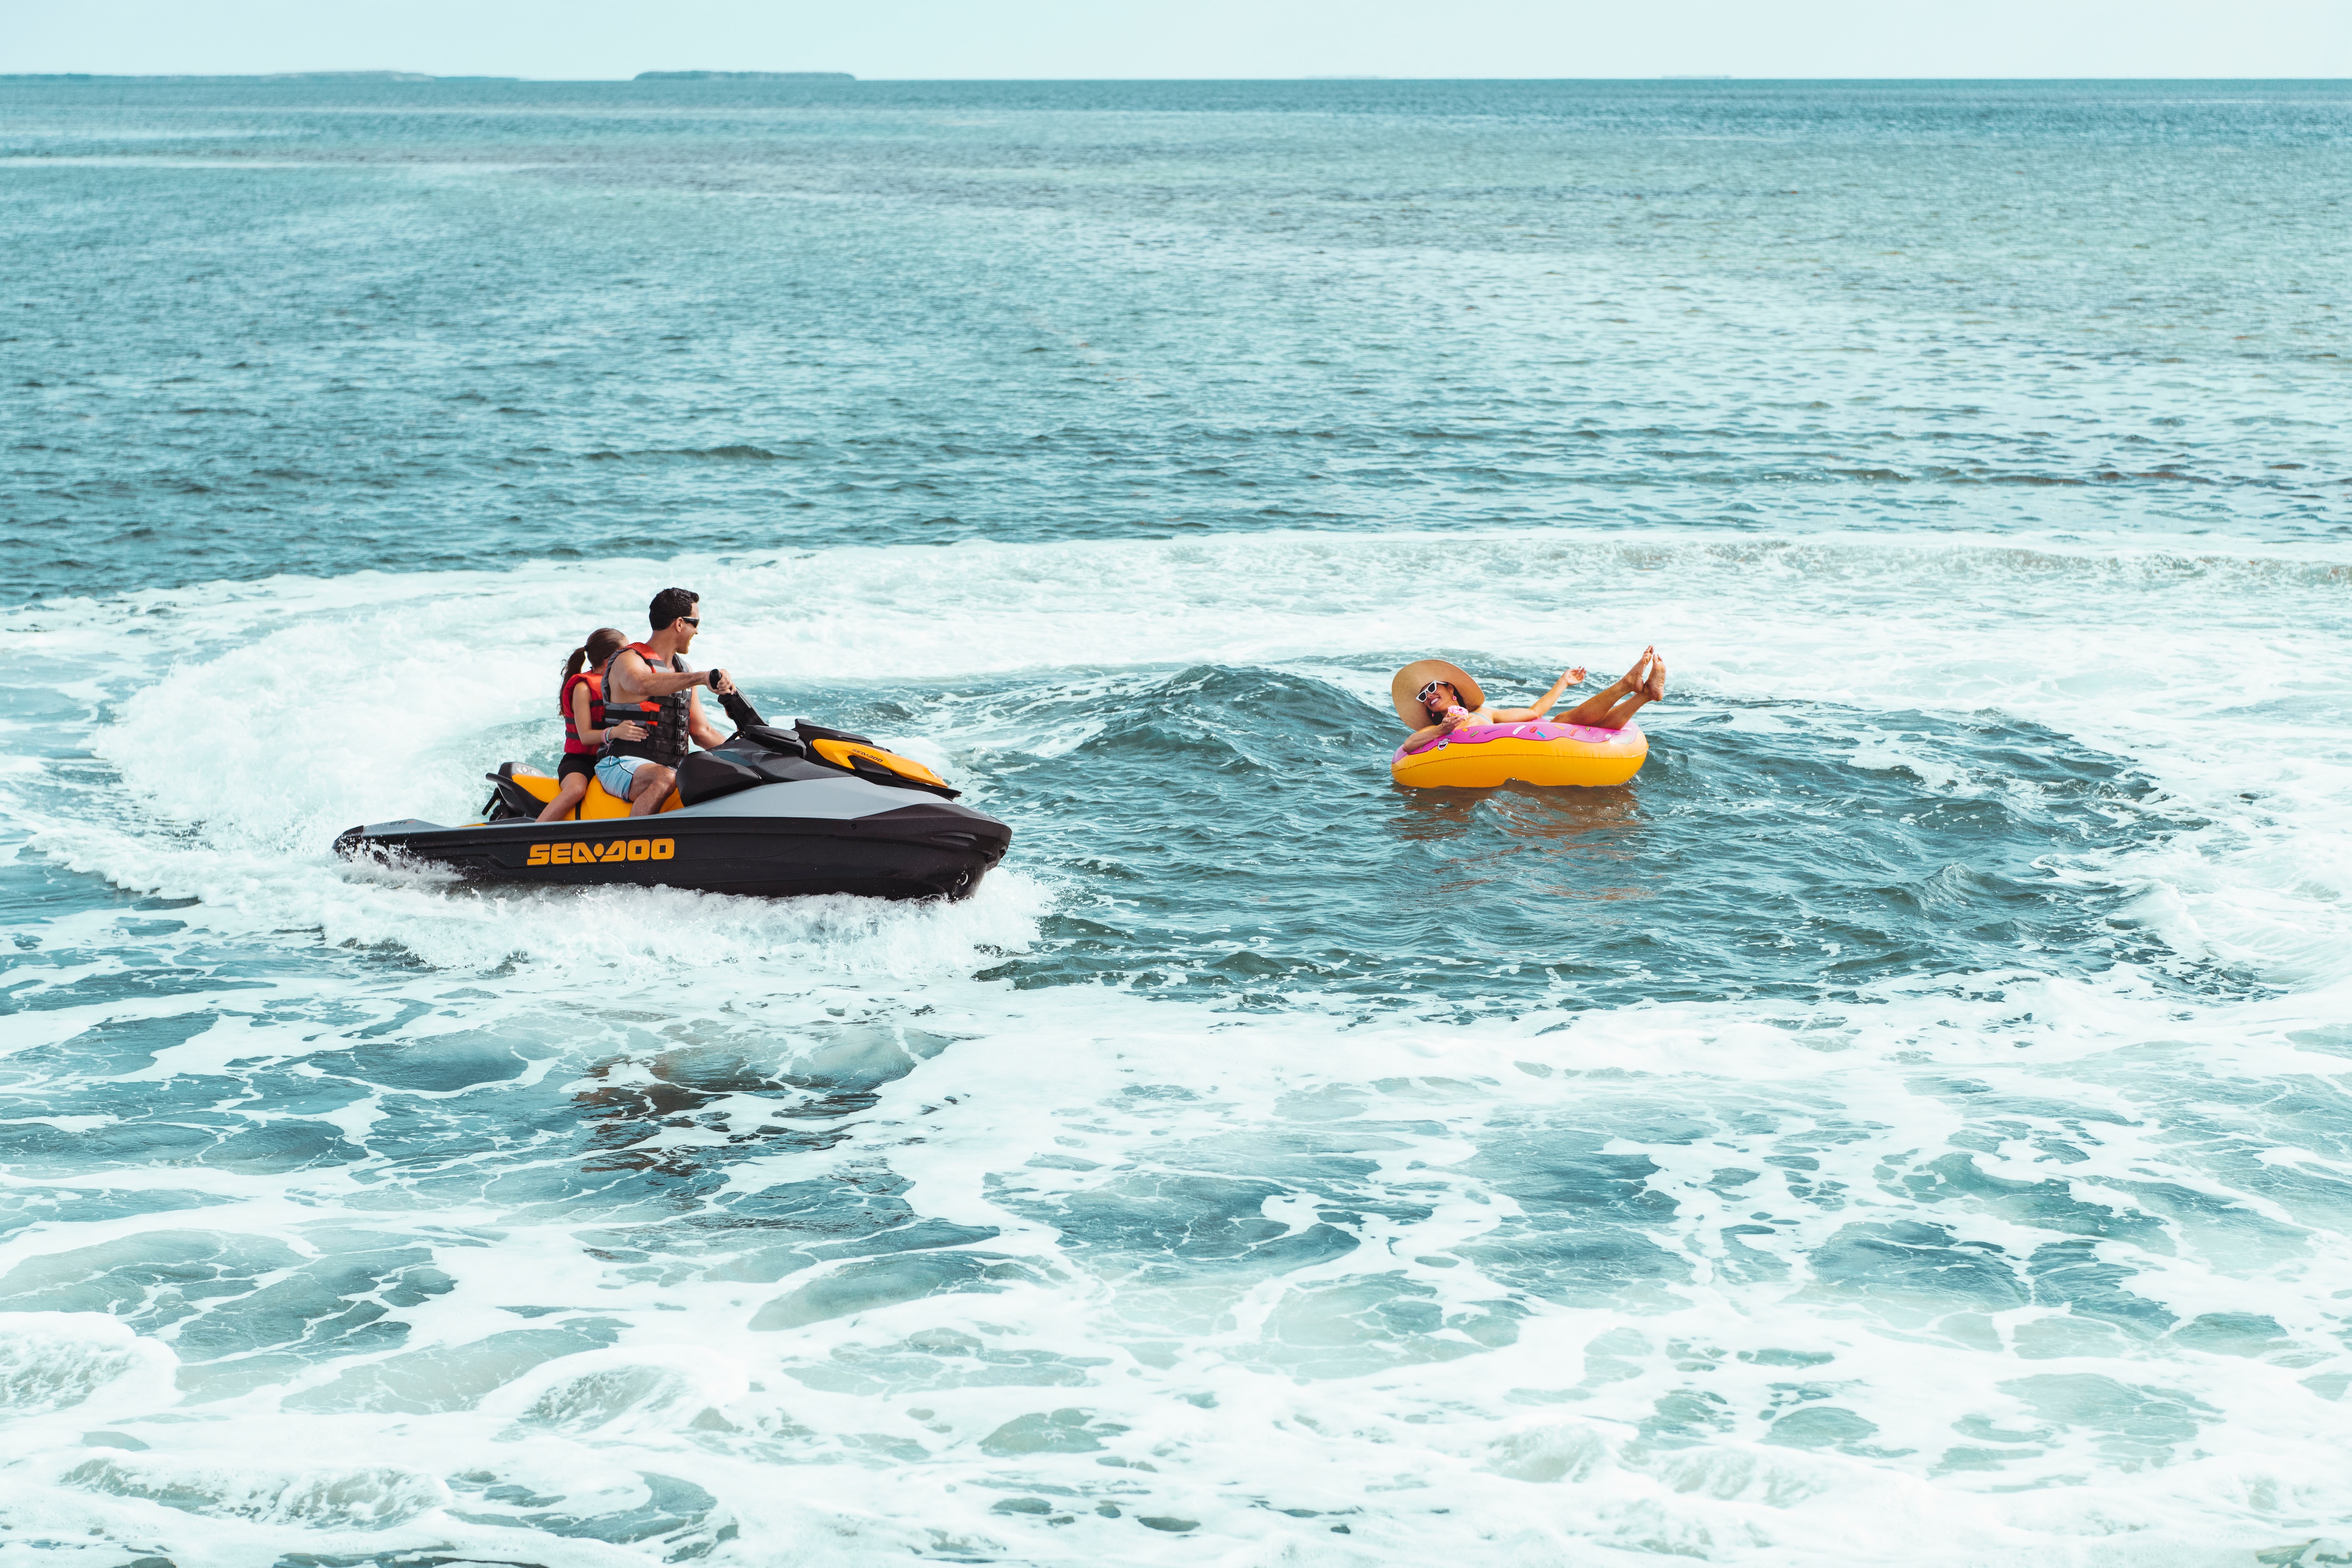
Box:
[707,669,738,697]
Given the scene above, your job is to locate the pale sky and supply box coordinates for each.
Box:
[5,0,2348,80]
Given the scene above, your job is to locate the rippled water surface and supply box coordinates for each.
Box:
[3,79,2351,1568]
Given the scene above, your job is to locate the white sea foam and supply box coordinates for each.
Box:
[2,526,2349,1564]
[6,978,2343,1563]
[8,526,2346,989]
[0,1313,177,1419]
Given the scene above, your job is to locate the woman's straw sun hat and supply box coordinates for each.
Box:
[1390,660,1484,729]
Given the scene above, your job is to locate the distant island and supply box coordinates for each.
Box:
[634,71,854,81]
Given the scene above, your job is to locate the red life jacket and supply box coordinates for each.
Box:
[599,642,691,767]
[559,670,603,755]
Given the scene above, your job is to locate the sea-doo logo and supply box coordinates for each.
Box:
[528,838,674,866]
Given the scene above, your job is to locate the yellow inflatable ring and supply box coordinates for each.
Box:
[1391,720,1647,788]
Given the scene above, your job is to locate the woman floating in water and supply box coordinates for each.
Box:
[1391,647,1664,752]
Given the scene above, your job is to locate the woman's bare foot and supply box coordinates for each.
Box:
[1617,646,1653,695]
[1643,653,1666,702]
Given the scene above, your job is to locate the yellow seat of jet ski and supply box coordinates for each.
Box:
[503,768,682,819]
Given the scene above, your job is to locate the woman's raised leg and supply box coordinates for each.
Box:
[1558,647,1653,726]
[1572,652,1666,730]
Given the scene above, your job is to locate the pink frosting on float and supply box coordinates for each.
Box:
[1395,721,1643,761]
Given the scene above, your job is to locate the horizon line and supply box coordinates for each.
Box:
[6,71,2352,83]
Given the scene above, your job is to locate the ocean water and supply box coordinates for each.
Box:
[1,77,2349,1568]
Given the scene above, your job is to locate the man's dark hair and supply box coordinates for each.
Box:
[648,587,699,632]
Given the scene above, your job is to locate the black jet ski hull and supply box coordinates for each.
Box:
[335,790,1009,902]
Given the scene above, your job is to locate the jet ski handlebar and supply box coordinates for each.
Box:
[714,684,766,732]
[710,685,818,756]
[708,687,928,789]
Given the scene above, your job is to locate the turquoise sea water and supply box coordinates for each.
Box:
[2,79,2350,1567]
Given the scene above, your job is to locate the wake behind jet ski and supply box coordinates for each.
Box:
[334,690,1010,902]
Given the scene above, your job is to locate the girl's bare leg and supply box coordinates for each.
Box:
[1558,647,1653,726]
[538,775,589,822]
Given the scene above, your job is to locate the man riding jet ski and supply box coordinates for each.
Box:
[334,602,1010,902]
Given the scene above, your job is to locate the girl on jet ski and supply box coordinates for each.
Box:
[539,628,647,822]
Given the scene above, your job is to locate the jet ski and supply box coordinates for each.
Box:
[333,692,1010,901]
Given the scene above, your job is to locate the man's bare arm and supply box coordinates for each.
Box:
[611,650,722,702]
[686,687,729,749]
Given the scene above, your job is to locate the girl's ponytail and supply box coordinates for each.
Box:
[563,644,591,679]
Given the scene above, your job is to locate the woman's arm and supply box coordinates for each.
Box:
[572,684,646,748]
[1400,707,1476,750]
[1495,667,1588,723]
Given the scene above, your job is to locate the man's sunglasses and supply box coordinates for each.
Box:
[679,617,701,627]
